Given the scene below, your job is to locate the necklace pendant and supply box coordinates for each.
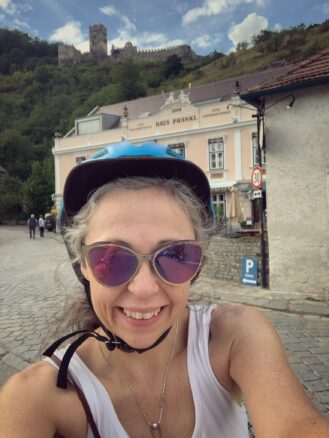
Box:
[151,422,160,430]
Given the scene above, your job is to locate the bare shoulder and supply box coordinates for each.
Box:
[0,361,87,437]
[210,305,329,437]
[210,303,272,342]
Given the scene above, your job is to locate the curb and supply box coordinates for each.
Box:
[195,277,329,318]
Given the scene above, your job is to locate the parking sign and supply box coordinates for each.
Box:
[241,257,258,286]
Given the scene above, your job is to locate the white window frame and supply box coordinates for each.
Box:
[212,193,225,217]
[208,137,224,170]
[168,142,185,157]
[252,132,266,166]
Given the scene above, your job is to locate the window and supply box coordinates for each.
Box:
[208,138,224,170]
[168,142,185,157]
[252,132,266,165]
[76,156,86,165]
[77,118,100,135]
[212,193,225,218]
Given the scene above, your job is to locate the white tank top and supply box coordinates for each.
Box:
[45,305,249,437]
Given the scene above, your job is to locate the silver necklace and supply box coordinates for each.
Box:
[98,321,179,433]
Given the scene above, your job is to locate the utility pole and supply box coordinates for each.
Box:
[253,102,267,288]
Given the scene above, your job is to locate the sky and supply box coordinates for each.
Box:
[0,0,328,55]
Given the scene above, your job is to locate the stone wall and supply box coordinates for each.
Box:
[111,44,199,63]
[203,235,268,285]
[58,44,82,68]
[89,24,107,58]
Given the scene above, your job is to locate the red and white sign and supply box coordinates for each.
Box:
[251,166,263,190]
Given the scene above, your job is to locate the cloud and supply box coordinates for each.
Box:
[110,29,185,50]
[99,5,118,17]
[192,33,222,49]
[121,15,136,32]
[273,22,282,31]
[323,2,329,14]
[182,0,266,25]
[0,0,16,14]
[13,18,31,29]
[104,9,180,50]
[49,20,85,45]
[228,12,268,47]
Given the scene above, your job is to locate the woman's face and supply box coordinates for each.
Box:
[81,186,196,349]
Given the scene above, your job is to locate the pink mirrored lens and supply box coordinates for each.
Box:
[155,243,202,284]
[88,246,138,286]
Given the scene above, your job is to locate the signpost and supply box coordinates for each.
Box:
[252,109,267,288]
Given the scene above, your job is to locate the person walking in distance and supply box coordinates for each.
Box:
[39,215,45,238]
[27,214,38,239]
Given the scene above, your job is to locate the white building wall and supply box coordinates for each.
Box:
[265,85,329,294]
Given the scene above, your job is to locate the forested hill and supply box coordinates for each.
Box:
[0,20,329,220]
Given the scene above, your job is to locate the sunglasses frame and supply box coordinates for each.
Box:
[81,240,207,287]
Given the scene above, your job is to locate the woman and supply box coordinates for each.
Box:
[0,141,328,437]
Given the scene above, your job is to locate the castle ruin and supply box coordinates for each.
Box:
[58,24,200,68]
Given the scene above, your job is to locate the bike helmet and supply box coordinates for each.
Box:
[60,140,212,228]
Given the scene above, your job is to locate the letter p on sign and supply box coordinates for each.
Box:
[246,259,254,273]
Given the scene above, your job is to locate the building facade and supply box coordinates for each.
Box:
[242,48,329,295]
[53,68,288,229]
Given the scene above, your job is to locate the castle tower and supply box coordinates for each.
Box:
[89,24,107,58]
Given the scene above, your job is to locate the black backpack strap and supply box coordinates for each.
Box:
[51,355,101,438]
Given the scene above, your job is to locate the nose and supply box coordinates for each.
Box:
[127,259,160,298]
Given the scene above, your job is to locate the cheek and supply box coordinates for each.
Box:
[168,283,190,306]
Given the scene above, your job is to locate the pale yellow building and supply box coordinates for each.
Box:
[53,67,288,225]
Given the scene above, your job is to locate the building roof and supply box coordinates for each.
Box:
[241,47,329,102]
[94,66,289,120]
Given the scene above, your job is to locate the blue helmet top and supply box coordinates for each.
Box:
[61,140,212,227]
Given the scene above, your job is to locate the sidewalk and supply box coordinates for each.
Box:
[195,276,329,318]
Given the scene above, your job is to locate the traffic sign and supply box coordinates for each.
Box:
[251,166,263,190]
[253,190,262,199]
[241,257,258,286]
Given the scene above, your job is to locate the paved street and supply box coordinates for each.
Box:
[0,225,328,421]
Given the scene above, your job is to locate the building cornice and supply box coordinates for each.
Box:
[52,119,256,156]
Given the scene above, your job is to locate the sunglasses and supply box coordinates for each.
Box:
[81,240,206,287]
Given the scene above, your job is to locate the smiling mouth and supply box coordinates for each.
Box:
[122,307,162,320]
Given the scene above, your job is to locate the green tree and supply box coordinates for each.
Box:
[0,174,23,221]
[112,60,146,101]
[0,129,34,180]
[163,55,183,78]
[22,156,54,215]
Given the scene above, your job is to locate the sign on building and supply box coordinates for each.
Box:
[241,257,258,286]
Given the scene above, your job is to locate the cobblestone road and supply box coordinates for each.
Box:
[0,225,328,421]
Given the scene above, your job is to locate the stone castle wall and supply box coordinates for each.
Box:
[111,43,198,63]
[89,24,107,58]
[58,44,82,67]
[58,24,200,67]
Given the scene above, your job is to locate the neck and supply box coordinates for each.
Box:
[98,312,188,379]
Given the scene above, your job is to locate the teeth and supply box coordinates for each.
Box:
[123,308,161,320]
